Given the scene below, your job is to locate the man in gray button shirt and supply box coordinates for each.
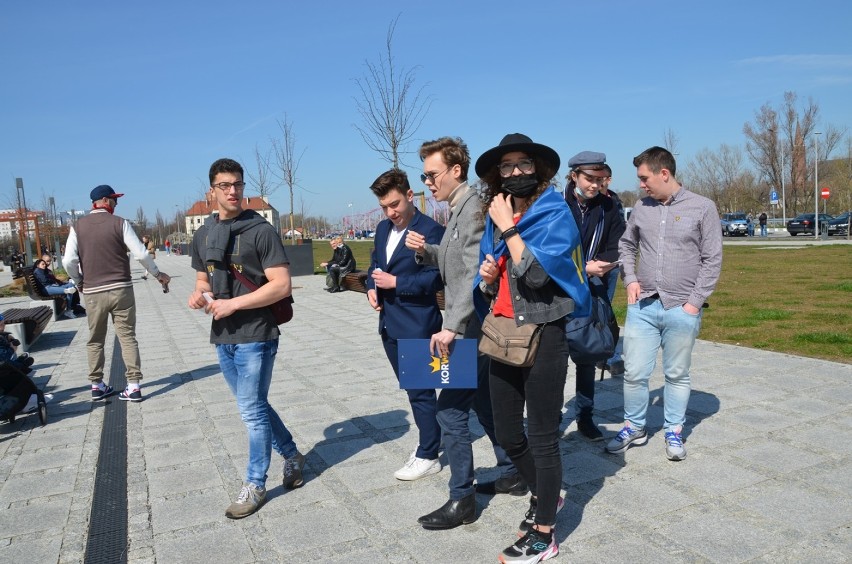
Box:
[606,146,722,461]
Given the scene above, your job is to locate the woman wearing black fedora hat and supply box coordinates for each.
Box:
[474,133,591,563]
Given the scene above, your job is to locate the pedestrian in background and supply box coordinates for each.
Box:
[63,185,171,402]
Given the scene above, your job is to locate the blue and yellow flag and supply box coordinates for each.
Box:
[475,186,591,319]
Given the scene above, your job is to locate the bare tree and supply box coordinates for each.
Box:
[354,15,432,168]
[245,143,278,230]
[154,210,166,245]
[743,91,845,215]
[271,115,305,244]
[135,206,148,234]
[662,128,680,155]
[684,144,758,212]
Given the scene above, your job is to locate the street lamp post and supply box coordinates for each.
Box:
[780,151,786,229]
[814,132,822,240]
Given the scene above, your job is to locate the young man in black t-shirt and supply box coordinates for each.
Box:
[188,158,303,519]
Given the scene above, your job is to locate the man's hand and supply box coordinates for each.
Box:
[367,289,382,311]
[188,290,208,310]
[405,230,425,253]
[430,329,457,357]
[320,262,328,267]
[371,269,397,290]
[626,282,641,304]
[208,298,239,320]
[156,272,171,293]
[682,303,700,315]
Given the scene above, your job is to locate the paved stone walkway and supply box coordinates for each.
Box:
[0,254,849,563]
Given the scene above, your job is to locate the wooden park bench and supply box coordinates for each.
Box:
[2,306,53,353]
[341,270,446,310]
[21,266,67,321]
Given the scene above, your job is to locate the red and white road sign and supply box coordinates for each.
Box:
[821,187,830,199]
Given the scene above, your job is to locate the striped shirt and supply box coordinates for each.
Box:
[619,187,722,310]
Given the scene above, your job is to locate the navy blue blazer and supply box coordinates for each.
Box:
[366,209,445,339]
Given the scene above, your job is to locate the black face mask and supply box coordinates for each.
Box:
[501,175,539,197]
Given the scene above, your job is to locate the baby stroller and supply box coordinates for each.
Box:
[0,361,47,425]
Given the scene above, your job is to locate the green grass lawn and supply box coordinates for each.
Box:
[313,240,851,363]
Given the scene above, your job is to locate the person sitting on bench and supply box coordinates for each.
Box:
[33,259,86,318]
[320,236,356,293]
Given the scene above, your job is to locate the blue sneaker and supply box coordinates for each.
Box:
[605,422,648,454]
[91,384,114,401]
[665,428,686,461]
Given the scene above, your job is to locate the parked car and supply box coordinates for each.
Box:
[721,213,749,236]
[827,211,851,236]
[786,213,834,236]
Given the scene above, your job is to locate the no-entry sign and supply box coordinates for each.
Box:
[821,187,830,199]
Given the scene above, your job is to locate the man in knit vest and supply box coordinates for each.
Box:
[63,185,171,402]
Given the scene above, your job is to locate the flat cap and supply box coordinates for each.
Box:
[567,151,607,170]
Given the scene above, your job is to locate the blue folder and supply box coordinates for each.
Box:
[398,339,478,389]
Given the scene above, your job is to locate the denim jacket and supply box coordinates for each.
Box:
[484,243,575,327]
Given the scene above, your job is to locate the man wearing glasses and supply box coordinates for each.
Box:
[188,158,304,519]
[64,185,171,402]
[405,137,523,530]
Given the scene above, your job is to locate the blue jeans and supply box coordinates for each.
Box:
[603,271,623,365]
[760,224,767,237]
[622,298,702,432]
[44,282,75,309]
[437,352,515,500]
[216,339,297,488]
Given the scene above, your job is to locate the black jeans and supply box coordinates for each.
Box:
[574,362,597,418]
[490,321,569,526]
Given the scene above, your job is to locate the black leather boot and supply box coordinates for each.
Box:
[577,413,604,441]
[417,494,477,529]
[474,473,529,496]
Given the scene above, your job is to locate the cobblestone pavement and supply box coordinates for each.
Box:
[1,254,850,563]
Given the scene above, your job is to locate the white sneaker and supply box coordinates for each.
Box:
[63,310,77,319]
[393,450,441,481]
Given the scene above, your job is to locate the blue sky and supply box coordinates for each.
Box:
[2,0,851,226]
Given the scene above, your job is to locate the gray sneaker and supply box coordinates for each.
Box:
[605,422,648,454]
[665,428,687,461]
[225,482,266,519]
[283,452,306,489]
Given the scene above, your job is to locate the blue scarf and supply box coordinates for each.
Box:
[474,186,592,319]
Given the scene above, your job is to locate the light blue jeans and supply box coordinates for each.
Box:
[44,282,75,309]
[216,339,297,488]
[622,297,702,432]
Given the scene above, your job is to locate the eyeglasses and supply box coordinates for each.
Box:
[420,166,452,185]
[499,159,535,177]
[212,181,246,191]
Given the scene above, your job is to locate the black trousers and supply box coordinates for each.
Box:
[490,321,568,526]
